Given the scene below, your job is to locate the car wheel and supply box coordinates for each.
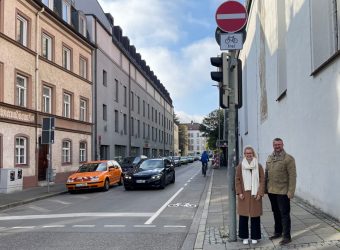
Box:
[68,190,76,194]
[170,173,175,184]
[118,175,123,186]
[160,176,166,189]
[124,185,132,191]
[103,178,110,191]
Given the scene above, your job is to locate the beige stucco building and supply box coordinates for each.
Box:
[0,0,93,188]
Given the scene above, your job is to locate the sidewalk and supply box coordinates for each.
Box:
[191,166,340,250]
[0,183,67,211]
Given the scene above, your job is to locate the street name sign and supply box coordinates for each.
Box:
[215,1,247,33]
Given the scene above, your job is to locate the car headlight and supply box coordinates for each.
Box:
[151,174,162,180]
[67,178,74,183]
[90,176,99,181]
[124,175,132,179]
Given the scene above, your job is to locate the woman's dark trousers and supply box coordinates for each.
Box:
[238,215,261,240]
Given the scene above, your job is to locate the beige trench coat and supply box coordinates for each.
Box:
[235,163,265,217]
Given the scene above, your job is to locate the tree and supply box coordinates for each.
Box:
[199,109,224,150]
[173,112,180,125]
[178,124,188,156]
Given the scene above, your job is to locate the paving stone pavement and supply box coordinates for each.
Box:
[198,167,340,250]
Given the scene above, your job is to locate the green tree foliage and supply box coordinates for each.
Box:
[199,109,224,149]
[173,112,180,125]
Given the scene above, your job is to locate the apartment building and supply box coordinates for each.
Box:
[74,0,174,160]
[183,122,206,156]
[0,0,93,188]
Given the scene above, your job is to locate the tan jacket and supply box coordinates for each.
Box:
[235,164,265,217]
[265,151,296,196]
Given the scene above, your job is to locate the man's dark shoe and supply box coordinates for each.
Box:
[279,238,292,245]
[269,234,281,240]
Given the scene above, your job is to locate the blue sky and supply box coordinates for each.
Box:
[98,0,244,123]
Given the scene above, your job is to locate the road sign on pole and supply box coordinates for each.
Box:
[215,1,247,33]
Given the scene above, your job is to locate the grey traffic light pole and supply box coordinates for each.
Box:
[226,51,237,242]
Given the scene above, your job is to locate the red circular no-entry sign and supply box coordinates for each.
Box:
[215,1,247,33]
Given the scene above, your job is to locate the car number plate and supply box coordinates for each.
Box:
[136,180,145,183]
[76,183,87,187]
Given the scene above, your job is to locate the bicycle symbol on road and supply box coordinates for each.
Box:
[168,202,197,208]
[225,35,238,44]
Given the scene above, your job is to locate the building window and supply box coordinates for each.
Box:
[42,0,54,9]
[103,70,107,86]
[137,120,140,138]
[43,85,52,113]
[62,45,71,70]
[115,79,119,101]
[130,91,134,111]
[114,110,119,132]
[42,32,53,60]
[16,13,28,46]
[124,86,127,106]
[131,117,134,136]
[103,104,107,121]
[79,15,86,36]
[147,104,150,119]
[15,136,27,165]
[151,107,154,121]
[137,96,140,114]
[62,0,71,24]
[79,141,87,162]
[63,92,71,118]
[143,100,145,117]
[79,56,87,79]
[62,140,71,164]
[123,114,127,134]
[143,122,145,139]
[80,99,87,121]
[16,74,27,107]
[0,62,3,102]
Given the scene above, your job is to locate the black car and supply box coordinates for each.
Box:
[123,158,175,190]
[169,156,181,167]
[120,155,147,173]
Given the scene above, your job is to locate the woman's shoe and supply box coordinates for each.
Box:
[242,239,249,245]
[251,239,258,244]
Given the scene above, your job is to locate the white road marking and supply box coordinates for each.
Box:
[164,225,186,228]
[42,225,65,228]
[104,225,126,228]
[73,225,95,228]
[28,205,50,213]
[217,13,246,20]
[134,225,156,228]
[144,187,184,225]
[0,212,153,221]
[12,226,35,229]
[70,195,89,199]
[49,199,71,205]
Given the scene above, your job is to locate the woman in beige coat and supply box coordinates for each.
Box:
[235,146,265,245]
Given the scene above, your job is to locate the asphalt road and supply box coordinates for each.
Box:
[0,161,207,250]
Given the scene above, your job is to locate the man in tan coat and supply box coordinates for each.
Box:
[265,138,296,245]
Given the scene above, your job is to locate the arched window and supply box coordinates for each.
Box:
[79,141,87,162]
[62,139,72,164]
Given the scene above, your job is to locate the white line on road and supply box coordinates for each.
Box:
[12,226,35,229]
[28,205,50,213]
[134,225,156,228]
[42,225,65,228]
[144,187,184,225]
[0,212,153,221]
[104,225,126,228]
[164,225,186,228]
[73,225,95,228]
[49,199,71,205]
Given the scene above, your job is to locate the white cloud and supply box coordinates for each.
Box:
[176,110,204,124]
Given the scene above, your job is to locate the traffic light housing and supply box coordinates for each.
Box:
[210,53,229,109]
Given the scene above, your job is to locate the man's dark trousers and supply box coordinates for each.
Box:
[268,193,291,239]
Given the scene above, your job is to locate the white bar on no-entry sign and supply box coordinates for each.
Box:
[217,13,246,20]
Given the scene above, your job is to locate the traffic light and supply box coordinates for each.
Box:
[210,53,229,109]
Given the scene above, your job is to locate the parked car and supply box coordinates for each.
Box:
[66,160,123,193]
[170,156,181,167]
[180,156,188,165]
[120,155,147,173]
[123,158,175,190]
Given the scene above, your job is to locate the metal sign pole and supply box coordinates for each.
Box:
[227,51,237,242]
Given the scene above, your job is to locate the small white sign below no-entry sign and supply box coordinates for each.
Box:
[220,33,243,50]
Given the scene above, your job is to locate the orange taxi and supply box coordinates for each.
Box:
[66,160,123,193]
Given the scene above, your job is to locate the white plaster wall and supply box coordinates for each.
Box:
[239,0,340,220]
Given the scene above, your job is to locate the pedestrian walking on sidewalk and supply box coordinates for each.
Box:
[235,145,265,245]
[265,138,297,245]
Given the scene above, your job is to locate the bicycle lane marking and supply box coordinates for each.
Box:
[144,168,201,225]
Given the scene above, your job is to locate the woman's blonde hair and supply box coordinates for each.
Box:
[243,145,257,158]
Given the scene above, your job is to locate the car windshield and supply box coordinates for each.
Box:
[77,162,107,172]
[139,159,163,170]
[173,157,180,160]
[122,156,140,166]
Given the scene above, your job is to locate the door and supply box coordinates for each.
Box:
[38,136,48,181]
